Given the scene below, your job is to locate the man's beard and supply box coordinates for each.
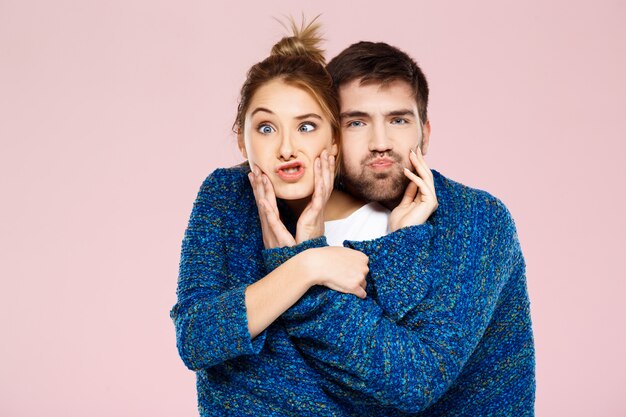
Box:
[340,152,410,209]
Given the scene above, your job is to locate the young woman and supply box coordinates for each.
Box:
[171,19,438,417]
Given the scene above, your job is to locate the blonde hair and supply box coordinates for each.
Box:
[270,16,325,65]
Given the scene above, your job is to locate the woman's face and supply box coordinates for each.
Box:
[239,79,337,200]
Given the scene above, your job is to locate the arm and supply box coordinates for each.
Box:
[246,240,368,339]
[264,196,522,413]
[422,254,535,415]
[245,154,368,338]
[170,169,367,371]
[170,170,317,370]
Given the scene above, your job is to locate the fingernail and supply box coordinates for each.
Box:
[316,159,321,168]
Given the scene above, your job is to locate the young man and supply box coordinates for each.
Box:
[267,42,535,416]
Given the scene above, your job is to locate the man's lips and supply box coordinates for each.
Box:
[276,161,305,182]
[368,158,396,169]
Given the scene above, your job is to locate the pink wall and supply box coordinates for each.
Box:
[1,0,624,415]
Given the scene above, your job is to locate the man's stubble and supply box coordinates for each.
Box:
[340,152,410,209]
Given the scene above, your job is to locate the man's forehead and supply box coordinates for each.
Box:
[338,78,417,111]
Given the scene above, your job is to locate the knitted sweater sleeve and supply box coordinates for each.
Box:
[170,170,266,371]
[263,196,523,413]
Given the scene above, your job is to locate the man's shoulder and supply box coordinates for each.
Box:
[432,169,514,226]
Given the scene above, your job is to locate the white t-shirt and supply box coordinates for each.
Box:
[324,202,390,247]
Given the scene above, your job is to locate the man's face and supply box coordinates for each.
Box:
[338,79,431,208]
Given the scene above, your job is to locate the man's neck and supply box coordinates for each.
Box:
[324,190,366,221]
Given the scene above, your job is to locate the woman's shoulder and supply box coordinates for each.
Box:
[201,163,250,190]
[195,163,253,209]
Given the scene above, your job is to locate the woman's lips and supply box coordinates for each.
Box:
[276,162,305,182]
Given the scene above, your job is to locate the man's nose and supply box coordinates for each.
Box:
[279,131,297,160]
[369,123,392,153]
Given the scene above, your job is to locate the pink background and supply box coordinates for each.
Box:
[1,0,625,415]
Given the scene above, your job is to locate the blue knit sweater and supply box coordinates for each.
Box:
[170,165,535,416]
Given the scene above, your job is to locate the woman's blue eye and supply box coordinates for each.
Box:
[257,124,275,134]
[298,122,316,133]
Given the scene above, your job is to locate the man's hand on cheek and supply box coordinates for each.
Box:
[388,147,438,232]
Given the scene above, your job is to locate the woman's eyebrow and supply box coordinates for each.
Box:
[294,113,322,120]
[251,107,274,117]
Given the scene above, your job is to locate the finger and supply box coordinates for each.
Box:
[399,171,419,205]
[354,287,367,299]
[260,199,283,235]
[248,172,260,201]
[409,148,430,183]
[310,158,325,211]
[409,150,433,195]
[403,168,433,200]
[262,199,295,245]
[252,165,267,202]
[413,146,434,182]
[249,172,270,222]
[415,147,437,198]
[257,198,273,229]
[320,150,332,198]
[261,174,280,214]
[328,153,336,190]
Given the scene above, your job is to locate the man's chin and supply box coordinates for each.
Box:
[342,172,408,208]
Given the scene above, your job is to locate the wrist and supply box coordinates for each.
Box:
[295,225,323,244]
[290,250,319,288]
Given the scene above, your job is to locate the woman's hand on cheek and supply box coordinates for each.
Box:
[248,166,296,249]
[295,150,335,244]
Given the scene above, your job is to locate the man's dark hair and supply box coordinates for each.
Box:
[327,41,429,123]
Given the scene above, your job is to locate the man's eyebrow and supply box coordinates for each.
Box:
[386,109,416,117]
[251,107,273,117]
[295,113,322,120]
[340,110,369,119]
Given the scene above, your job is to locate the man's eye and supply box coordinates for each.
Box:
[298,122,316,133]
[346,120,364,128]
[257,124,275,134]
[391,118,408,125]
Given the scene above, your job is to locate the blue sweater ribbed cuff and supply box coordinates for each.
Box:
[345,223,435,321]
[222,285,268,354]
[261,236,329,273]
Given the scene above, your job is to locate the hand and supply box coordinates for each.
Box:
[248,166,296,249]
[295,150,335,244]
[300,246,369,299]
[388,146,439,232]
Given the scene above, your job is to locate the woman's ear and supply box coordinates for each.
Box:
[237,130,248,159]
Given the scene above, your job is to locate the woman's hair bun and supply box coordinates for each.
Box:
[270,15,326,66]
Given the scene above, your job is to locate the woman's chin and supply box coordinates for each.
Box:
[274,185,314,202]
